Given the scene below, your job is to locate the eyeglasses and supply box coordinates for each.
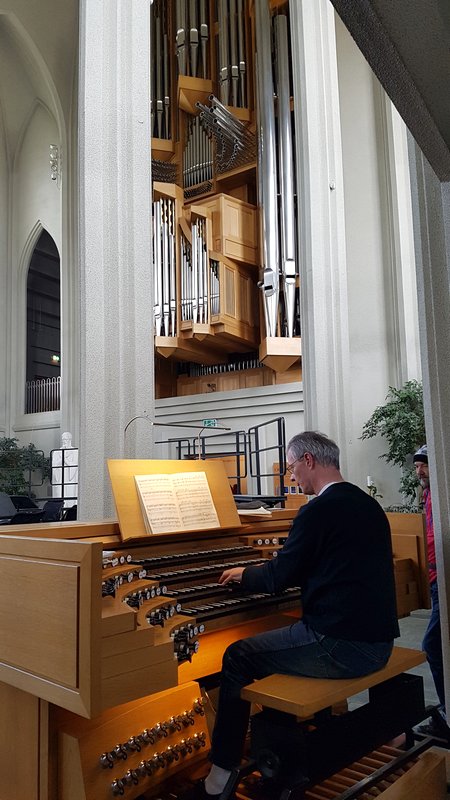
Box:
[286,455,306,474]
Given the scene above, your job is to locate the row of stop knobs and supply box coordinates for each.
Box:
[110,732,207,795]
[100,700,205,768]
[172,623,205,663]
[102,573,167,597]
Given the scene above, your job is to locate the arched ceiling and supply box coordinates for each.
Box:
[0,17,51,162]
[330,0,450,181]
[0,3,77,164]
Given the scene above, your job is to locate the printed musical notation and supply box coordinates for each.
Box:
[134,471,220,534]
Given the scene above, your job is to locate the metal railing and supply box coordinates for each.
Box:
[247,416,287,498]
[157,430,248,495]
[50,446,78,505]
[156,417,287,502]
[25,377,60,414]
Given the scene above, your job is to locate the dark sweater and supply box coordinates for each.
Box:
[242,482,400,642]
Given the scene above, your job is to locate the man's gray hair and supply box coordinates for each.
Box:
[287,431,340,469]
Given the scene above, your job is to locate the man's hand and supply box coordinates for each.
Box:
[219,567,245,585]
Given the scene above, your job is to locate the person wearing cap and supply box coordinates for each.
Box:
[413,445,448,738]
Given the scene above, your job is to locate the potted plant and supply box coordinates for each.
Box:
[361,380,425,510]
[0,437,51,497]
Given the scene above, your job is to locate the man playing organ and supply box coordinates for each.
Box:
[195,431,400,800]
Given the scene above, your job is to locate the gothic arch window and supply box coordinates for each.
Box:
[25,230,61,413]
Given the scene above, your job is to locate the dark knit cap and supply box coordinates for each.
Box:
[413,444,428,464]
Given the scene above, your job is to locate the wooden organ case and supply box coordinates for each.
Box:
[0,455,303,800]
[151,0,303,400]
[0,486,434,800]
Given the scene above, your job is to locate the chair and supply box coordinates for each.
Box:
[7,494,43,520]
[0,492,17,522]
[61,505,77,521]
[9,511,44,524]
[9,495,39,511]
[41,499,64,522]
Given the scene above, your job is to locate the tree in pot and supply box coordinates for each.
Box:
[361,380,425,509]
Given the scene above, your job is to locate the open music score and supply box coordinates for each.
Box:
[135,471,220,534]
[108,458,241,541]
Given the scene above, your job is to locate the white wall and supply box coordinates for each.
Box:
[0,2,77,126]
[13,103,61,251]
[0,110,7,437]
[12,412,61,457]
[335,17,392,499]
[335,16,420,506]
[0,6,77,457]
[9,102,61,453]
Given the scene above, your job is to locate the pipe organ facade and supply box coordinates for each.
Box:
[152,0,302,399]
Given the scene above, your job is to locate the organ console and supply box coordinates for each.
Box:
[0,471,435,800]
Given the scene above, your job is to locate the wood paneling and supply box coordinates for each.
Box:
[59,682,209,800]
[0,536,102,718]
[0,558,79,685]
[0,682,41,800]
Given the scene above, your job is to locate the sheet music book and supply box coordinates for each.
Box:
[134,471,220,534]
[237,507,272,517]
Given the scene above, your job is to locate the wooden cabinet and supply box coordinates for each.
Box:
[192,193,259,266]
[151,0,302,398]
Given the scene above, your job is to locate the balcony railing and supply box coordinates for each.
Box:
[25,376,61,414]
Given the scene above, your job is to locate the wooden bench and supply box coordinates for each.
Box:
[241,646,425,718]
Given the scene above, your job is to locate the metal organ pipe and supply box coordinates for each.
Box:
[255,0,279,338]
[151,2,299,344]
[176,0,187,76]
[189,0,199,77]
[153,198,177,337]
[237,0,246,107]
[229,0,239,107]
[216,0,247,108]
[151,0,171,139]
[199,0,208,79]
[153,200,162,336]
[218,0,230,104]
[274,13,297,338]
[183,115,214,193]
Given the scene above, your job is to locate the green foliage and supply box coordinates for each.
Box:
[383,502,422,513]
[361,380,425,503]
[361,381,425,466]
[0,437,51,496]
[400,467,422,503]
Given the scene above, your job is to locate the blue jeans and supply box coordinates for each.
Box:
[210,620,393,769]
[423,581,445,711]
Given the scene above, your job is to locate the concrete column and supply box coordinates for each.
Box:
[78,0,154,518]
[61,105,80,451]
[377,96,420,386]
[409,141,450,711]
[290,4,419,500]
[290,0,353,472]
